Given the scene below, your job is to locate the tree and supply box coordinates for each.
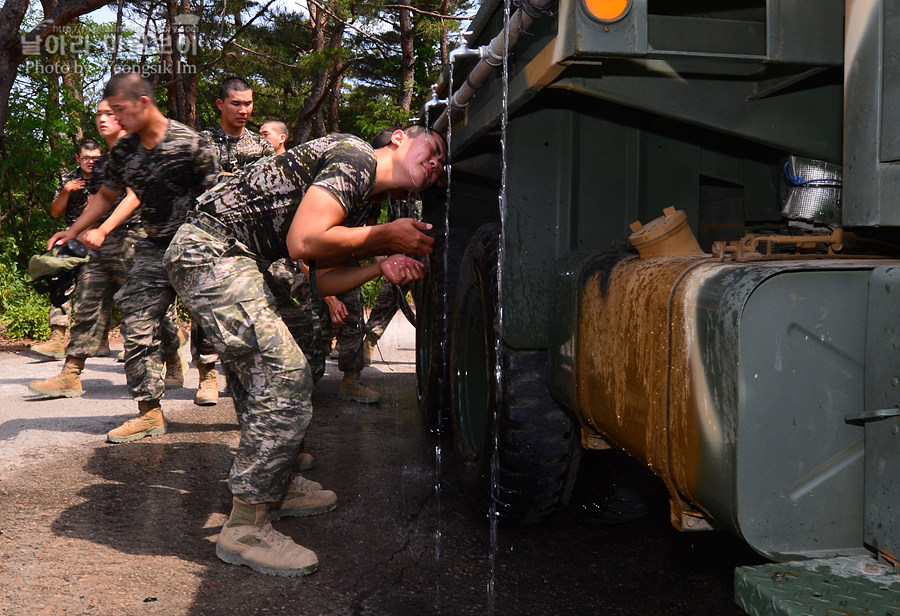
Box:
[0,0,108,150]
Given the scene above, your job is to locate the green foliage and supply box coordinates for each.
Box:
[362,277,382,308]
[1,73,84,269]
[0,237,51,340]
[0,0,471,333]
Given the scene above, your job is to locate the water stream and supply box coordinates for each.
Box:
[487,2,511,614]
[433,58,456,615]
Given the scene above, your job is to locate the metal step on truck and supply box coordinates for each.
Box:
[412,1,900,613]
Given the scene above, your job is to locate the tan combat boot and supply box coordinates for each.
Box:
[194,362,219,406]
[107,400,167,443]
[164,351,187,390]
[337,370,381,404]
[28,357,85,398]
[216,497,318,577]
[30,325,68,360]
[268,474,336,521]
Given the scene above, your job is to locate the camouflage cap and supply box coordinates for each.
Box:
[28,239,90,307]
[27,240,90,281]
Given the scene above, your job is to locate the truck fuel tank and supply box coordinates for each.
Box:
[570,253,894,561]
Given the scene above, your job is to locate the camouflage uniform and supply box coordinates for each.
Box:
[265,259,325,383]
[47,168,91,328]
[328,195,382,373]
[334,286,365,372]
[105,119,219,402]
[66,153,182,359]
[194,126,275,366]
[63,156,137,358]
[200,125,274,174]
[365,280,396,341]
[164,134,376,503]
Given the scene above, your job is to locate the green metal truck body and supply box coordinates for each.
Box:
[416,1,900,602]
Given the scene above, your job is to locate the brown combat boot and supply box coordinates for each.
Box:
[28,357,85,398]
[30,325,68,360]
[216,497,318,577]
[337,370,381,404]
[268,474,336,521]
[164,351,187,390]
[194,362,219,406]
[107,400,167,443]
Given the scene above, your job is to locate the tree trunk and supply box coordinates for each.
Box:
[326,20,345,133]
[440,0,450,65]
[293,0,328,145]
[398,6,414,111]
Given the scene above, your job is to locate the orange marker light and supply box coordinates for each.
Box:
[583,0,631,22]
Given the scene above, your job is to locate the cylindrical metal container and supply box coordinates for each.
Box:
[575,255,882,560]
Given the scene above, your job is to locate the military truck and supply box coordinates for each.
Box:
[413,0,900,612]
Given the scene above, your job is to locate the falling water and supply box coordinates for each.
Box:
[432,58,456,616]
[487,2,511,614]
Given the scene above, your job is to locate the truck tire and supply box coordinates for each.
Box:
[416,227,472,433]
[450,223,576,526]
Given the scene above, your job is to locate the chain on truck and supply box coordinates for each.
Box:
[410,1,900,613]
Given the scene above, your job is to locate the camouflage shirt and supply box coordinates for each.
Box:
[200,125,274,173]
[196,133,376,262]
[104,119,220,243]
[55,168,90,227]
[86,154,139,228]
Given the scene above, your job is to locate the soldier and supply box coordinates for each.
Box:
[202,77,274,173]
[46,72,219,443]
[30,139,107,360]
[189,77,276,406]
[164,126,444,577]
[28,100,188,399]
[260,120,289,155]
[328,126,403,402]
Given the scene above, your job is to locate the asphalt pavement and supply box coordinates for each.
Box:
[0,315,763,616]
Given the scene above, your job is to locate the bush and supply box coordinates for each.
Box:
[0,238,51,340]
[362,277,382,308]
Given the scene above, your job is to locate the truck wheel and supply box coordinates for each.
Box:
[416,227,472,434]
[450,223,576,526]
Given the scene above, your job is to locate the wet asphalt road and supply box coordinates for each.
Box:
[0,317,764,616]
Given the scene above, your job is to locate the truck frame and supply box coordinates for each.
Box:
[414,1,900,612]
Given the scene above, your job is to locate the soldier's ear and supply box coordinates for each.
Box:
[389,130,405,149]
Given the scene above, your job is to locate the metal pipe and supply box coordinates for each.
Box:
[431,0,558,134]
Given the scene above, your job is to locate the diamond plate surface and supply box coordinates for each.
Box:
[735,556,900,616]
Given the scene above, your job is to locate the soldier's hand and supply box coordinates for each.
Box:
[65,178,85,192]
[82,228,107,250]
[324,295,348,326]
[385,219,434,257]
[379,254,425,286]
[46,230,75,251]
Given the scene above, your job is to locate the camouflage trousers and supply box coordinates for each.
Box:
[335,286,364,373]
[365,280,400,342]
[122,227,182,357]
[165,212,313,503]
[65,228,128,357]
[266,259,325,383]
[47,295,73,328]
[113,237,186,402]
[65,226,175,358]
[315,280,364,373]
